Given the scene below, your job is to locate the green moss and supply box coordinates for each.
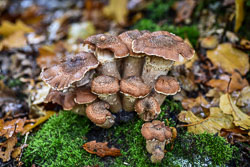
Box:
[7,78,23,88]
[22,111,102,167]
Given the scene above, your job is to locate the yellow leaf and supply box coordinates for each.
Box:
[219,94,250,130]
[22,111,56,134]
[0,20,33,37]
[0,31,27,50]
[178,107,234,134]
[234,0,245,32]
[207,43,249,75]
[103,0,128,25]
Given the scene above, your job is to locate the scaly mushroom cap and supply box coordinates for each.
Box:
[84,34,129,58]
[155,76,180,95]
[41,52,99,90]
[120,76,151,98]
[141,120,172,142]
[86,101,112,125]
[135,97,161,121]
[132,31,195,61]
[118,30,143,55]
[44,89,76,110]
[91,75,120,95]
[74,87,97,104]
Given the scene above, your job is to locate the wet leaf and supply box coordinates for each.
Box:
[0,118,26,139]
[207,43,249,75]
[0,136,17,162]
[0,20,34,37]
[178,107,235,134]
[219,94,250,130]
[83,140,122,157]
[234,0,245,32]
[103,0,128,25]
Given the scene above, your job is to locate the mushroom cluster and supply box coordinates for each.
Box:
[40,30,194,162]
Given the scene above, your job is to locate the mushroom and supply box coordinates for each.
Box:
[152,76,180,106]
[41,51,99,91]
[86,101,115,128]
[120,76,151,112]
[91,75,122,113]
[118,30,145,78]
[141,120,172,163]
[84,34,129,79]
[132,31,194,87]
[135,97,161,121]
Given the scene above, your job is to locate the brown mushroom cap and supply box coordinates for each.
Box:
[141,120,172,142]
[44,89,76,110]
[154,76,180,95]
[84,34,129,58]
[74,87,97,104]
[41,52,99,91]
[120,76,151,98]
[86,101,112,124]
[135,97,161,121]
[91,75,120,95]
[132,31,195,61]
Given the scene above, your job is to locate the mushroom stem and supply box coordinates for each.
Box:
[123,56,144,78]
[141,56,174,87]
[96,48,121,79]
[122,95,137,112]
[98,94,122,113]
[71,104,86,116]
[152,92,166,106]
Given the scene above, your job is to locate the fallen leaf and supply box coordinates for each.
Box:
[178,107,235,134]
[0,31,27,50]
[22,111,56,134]
[207,43,249,75]
[220,94,250,130]
[103,0,128,25]
[0,118,26,139]
[83,140,122,157]
[220,128,249,144]
[200,36,219,49]
[173,0,196,23]
[237,86,250,113]
[0,20,33,37]
[234,0,245,32]
[0,136,17,162]
[181,95,210,110]
[240,38,250,50]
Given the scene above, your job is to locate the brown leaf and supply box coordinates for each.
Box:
[207,43,249,75]
[173,0,196,23]
[0,136,17,162]
[237,86,250,114]
[0,118,26,139]
[83,140,122,157]
[0,31,27,50]
[240,39,250,50]
[181,95,210,110]
[220,128,249,144]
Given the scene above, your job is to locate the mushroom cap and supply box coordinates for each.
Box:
[44,89,76,110]
[91,75,120,95]
[141,120,172,142]
[154,76,180,95]
[41,52,99,91]
[84,34,129,58]
[135,97,161,121]
[132,31,195,61]
[86,101,112,124]
[74,87,97,104]
[118,30,143,55]
[120,76,151,98]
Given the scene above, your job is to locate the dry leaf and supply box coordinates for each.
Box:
[173,0,196,23]
[219,94,250,130]
[0,31,27,50]
[83,140,122,157]
[37,45,59,68]
[0,118,26,139]
[103,0,128,25]
[200,36,219,49]
[207,43,249,75]
[220,128,249,144]
[0,20,33,37]
[234,0,245,32]
[181,95,210,110]
[240,39,250,50]
[22,111,56,134]
[178,107,235,134]
[237,86,250,113]
[0,136,17,162]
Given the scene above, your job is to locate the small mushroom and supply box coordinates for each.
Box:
[41,51,99,91]
[141,120,172,163]
[118,30,144,78]
[120,76,151,112]
[84,34,129,79]
[135,97,160,121]
[86,101,115,128]
[152,76,180,106]
[91,75,122,113]
[132,31,194,87]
